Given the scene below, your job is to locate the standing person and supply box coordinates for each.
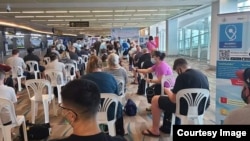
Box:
[93,38,101,56]
[81,55,125,136]
[141,58,210,136]
[224,68,250,124]
[146,36,157,54]
[0,69,17,125]
[50,79,125,141]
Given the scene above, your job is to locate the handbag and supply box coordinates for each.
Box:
[20,120,51,140]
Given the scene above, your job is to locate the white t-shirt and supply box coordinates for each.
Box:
[0,85,17,124]
[46,60,66,76]
[6,56,26,74]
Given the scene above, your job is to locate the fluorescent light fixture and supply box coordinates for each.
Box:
[95,15,113,17]
[69,11,90,13]
[56,16,74,18]
[75,15,93,17]
[152,13,170,16]
[81,19,96,21]
[22,11,44,13]
[15,16,34,18]
[48,19,64,21]
[46,11,68,13]
[92,10,113,13]
[131,18,145,20]
[114,19,129,20]
[159,9,180,11]
[137,9,158,12]
[47,24,60,26]
[133,14,151,16]
[115,10,136,12]
[0,12,21,13]
[64,19,81,21]
[98,19,113,21]
[31,20,47,21]
[114,14,132,17]
[36,16,54,18]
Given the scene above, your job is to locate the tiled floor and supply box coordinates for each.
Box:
[0,49,216,141]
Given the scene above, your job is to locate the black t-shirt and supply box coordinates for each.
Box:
[138,53,152,69]
[24,53,40,64]
[172,69,210,113]
[50,133,126,141]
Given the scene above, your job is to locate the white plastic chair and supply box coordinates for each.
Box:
[161,75,175,95]
[116,78,126,105]
[71,60,79,71]
[170,88,210,136]
[12,66,26,92]
[25,79,57,124]
[97,94,118,137]
[64,63,76,81]
[0,98,28,141]
[26,61,41,79]
[140,61,149,96]
[43,57,51,66]
[44,70,65,104]
[81,55,89,72]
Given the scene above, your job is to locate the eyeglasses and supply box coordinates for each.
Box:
[58,103,78,117]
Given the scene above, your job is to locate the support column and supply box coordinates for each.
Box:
[166,19,178,56]
[24,34,31,48]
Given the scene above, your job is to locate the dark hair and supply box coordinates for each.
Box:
[149,36,153,41]
[152,50,166,61]
[12,49,19,55]
[61,79,100,118]
[27,47,34,54]
[107,44,114,51]
[173,58,188,70]
[49,52,58,61]
[101,54,108,62]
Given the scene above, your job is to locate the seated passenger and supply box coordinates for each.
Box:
[81,55,125,136]
[50,79,125,141]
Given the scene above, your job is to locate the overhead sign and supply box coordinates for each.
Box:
[52,28,63,36]
[69,21,89,27]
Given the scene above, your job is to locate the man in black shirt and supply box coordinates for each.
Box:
[142,58,210,136]
[50,79,125,141]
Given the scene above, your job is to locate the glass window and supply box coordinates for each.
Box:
[184,38,190,49]
[185,29,191,38]
[191,36,199,48]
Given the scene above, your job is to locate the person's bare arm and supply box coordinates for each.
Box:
[164,88,176,103]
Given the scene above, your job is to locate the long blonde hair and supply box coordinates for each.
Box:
[86,55,102,74]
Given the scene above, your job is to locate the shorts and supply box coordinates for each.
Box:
[158,96,176,114]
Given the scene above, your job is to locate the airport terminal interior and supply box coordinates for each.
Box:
[0,0,249,141]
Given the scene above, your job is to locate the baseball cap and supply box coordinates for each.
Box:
[236,68,250,87]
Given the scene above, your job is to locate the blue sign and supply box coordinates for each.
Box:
[219,23,243,48]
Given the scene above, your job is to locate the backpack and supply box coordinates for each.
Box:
[124,99,137,116]
[20,120,51,140]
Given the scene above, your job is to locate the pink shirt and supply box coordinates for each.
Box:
[146,41,157,53]
[151,61,175,88]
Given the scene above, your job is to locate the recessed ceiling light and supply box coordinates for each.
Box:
[31,20,47,21]
[48,19,64,21]
[95,15,113,17]
[56,16,74,18]
[133,14,151,16]
[137,10,158,12]
[0,12,21,13]
[114,14,132,17]
[114,19,129,20]
[115,10,136,12]
[98,19,113,21]
[152,13,170,16]
[131,18,145,20]
[75,15,93,18]
[64,19,81,21]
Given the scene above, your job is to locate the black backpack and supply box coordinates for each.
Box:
[20,120,51,140]
[124,99,137,116]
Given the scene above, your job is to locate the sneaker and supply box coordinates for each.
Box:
[159,125,171,134]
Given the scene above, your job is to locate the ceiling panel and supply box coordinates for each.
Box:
[0,0,216,36]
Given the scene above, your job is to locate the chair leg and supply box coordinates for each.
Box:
[2,127,12,141]
[57,86,62,104]
[170,114,175,137]
[22,121,28,141]
[52,99,57,116]
[43,100,50,123]
[107,122,116,137]
[31,101,36,124]
[17,77,22,91]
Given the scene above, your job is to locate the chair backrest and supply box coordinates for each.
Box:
[11,66,24,78]
[97,94,118,121]
[0,98,18,125]
[175,88,210,118]
[78,57,83,64]
[44,70,64,86]
[25,79,52,101]
[43,57,51,65]
[116,78,125,96]
[71,60,79,71]
[161,75,175,95]
[26,61,39,73]
[64,63,76,81]
[81,55,89,63]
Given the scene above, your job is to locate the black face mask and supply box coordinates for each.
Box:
[241,86,250,104]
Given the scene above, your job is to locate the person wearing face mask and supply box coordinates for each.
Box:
[141,58,210,137]
[50,79,126,141]
[135,50,174,98]
[224,68,250,124]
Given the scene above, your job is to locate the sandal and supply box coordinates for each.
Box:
[141,129,160,137]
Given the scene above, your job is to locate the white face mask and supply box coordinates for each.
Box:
[151,58,156,64]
